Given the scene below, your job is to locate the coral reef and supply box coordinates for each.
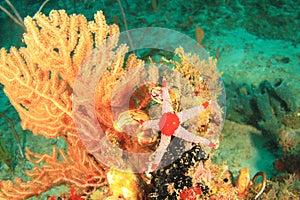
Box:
[0,0,299,199]
[0,8,227,199]
[0,6,282,200]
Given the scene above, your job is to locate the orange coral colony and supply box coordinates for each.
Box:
[0,10,126,199]
[0,8,231,200]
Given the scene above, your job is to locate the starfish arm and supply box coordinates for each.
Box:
[177,100,211,122]
[146,134,171,173]
[161,79,173,114]
[174,126,215,147]
[142,119,160,130]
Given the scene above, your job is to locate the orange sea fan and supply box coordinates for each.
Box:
[0,10,118,140]
[0,143,107,199]
[0,9,123,199]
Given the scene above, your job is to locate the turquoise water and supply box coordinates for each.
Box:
[0,0,299,199]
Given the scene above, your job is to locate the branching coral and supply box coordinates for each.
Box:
[0,144,107,199]
[0,10,119,141]
[0,9,126,199]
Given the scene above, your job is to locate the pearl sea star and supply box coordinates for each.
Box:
[142,78,216,173]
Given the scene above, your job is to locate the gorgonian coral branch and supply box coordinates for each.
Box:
[0,10,118,139]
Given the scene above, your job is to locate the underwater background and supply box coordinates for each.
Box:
[0,0,299,199]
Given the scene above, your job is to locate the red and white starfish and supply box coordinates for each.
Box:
[142,78,216,173]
